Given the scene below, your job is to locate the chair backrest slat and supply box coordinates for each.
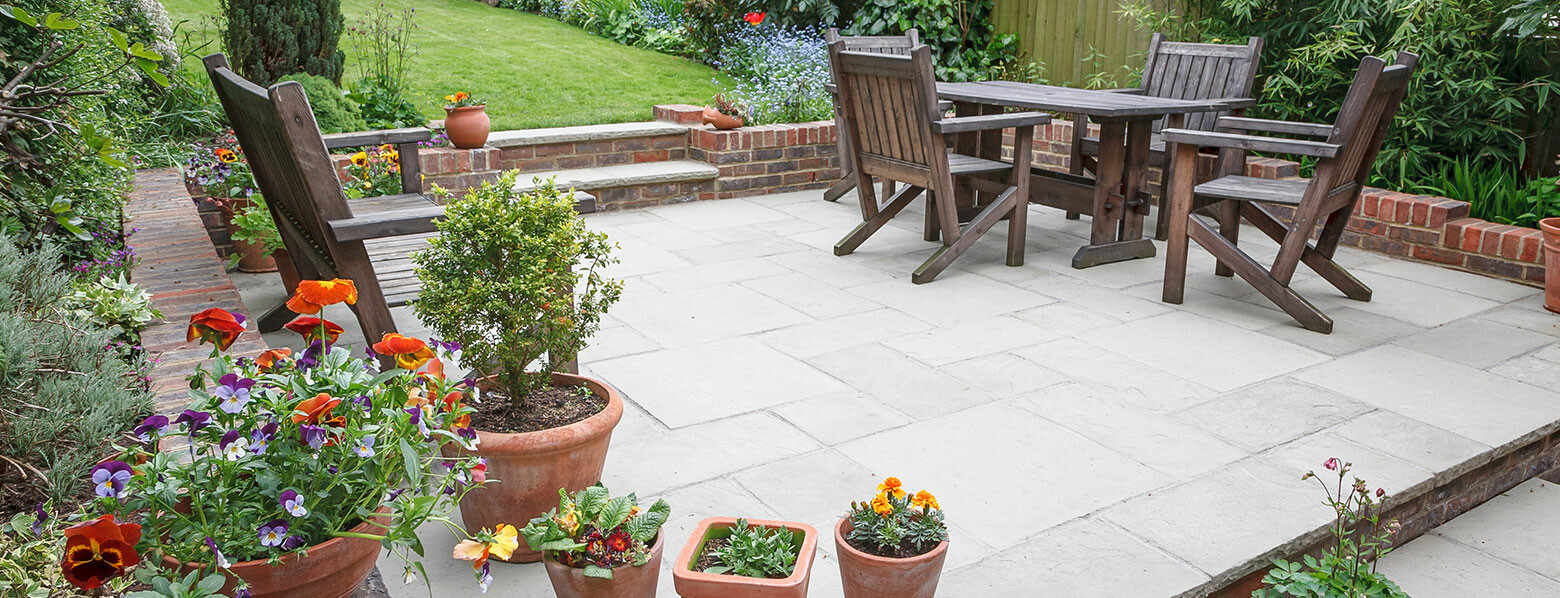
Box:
[825,28,919,55]
[202,54,351,269]
[828,42,942,181]
[1322,53,1419,193]
[1138,34,1264,133]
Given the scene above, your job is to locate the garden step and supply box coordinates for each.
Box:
[512,159,718,193]
[486,121,689,148]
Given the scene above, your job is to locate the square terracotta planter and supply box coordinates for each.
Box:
[672,517,818,598]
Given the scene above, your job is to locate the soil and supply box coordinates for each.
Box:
[0,458,94,520]
[845,535,939,559]
[692,538,790,579]
[468,384,606,434]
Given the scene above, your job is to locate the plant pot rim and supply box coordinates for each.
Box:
[159,506,390,571]
[464,371,624,455]
[446,105,487,112]
[1540,217,1560,236]
[673,517,818,588]
[833,517,948,565]
[541,529,663,573]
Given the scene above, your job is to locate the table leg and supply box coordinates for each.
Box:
[1118,119,1152,241]
[1066,113,1088,220]
[1070,119,1157,269]
[951,101,982,211]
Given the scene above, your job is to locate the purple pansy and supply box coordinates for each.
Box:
[258,519,289,547]
[297,340,324,370]
[478,561,492,593]
[174,409,212,433]
[280,535,306,550]
[279,489,308,517]
[219,429,247,461]
[91,461,133,498]
[214,373,256,414]
[363,344,378,359]
[300,424,327,450]
[133,414,170,441]
[352,434,377,458]
[31,503,47,535]
[249,421,277,455]
[206,537,231,568]
[404,407,429,438]
[353,395,372,411]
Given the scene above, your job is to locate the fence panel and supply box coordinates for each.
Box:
[993,0,1170,87]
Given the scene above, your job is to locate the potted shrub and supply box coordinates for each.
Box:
[1250,458,1409,598]
[413,171,624,562]
[835,477,949,598]
[520,484,670,598]
[672,517,818,598]
[227,195,282,274]
[701,93,746,130]
[442,91,489,149]
[82,280,507,598]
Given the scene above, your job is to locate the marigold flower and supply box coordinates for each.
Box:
[187,308,246,351]
[870,493,893,516]
[373,333,435,370]
[291,392,343,426]
[283,317,344,344]
[453,524,519,568]
[877,476,906,499]
[60,515,141,590]
[912,490,939,510]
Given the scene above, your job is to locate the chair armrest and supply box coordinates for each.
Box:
[1160,128,1340,159]
[1207,97,1258,111]
[322,127,433,150]
[1216,116,1333,138]
[933,112,1051,134]
[1099,87,1143,94]
[329,205,446,242]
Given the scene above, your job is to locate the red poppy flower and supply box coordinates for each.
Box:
[283,317,344,344]
[291,392,343,426]
[743,10,765,25]
[255,348,292,370]
[372,333,435,370]
[187,308,246,351]
[60,515,142,590]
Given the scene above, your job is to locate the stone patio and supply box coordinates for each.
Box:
[232,189,1560,597]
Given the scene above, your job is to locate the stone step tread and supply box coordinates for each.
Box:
[487,121,688,148]
[512,160,718,192]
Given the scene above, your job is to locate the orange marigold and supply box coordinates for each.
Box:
[877,476,906,499]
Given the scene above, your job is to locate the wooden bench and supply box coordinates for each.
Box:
[202,53,594,344]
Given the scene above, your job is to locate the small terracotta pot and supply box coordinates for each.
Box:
[445,105,491,149]
[273,248,301,296]
[834,518,948,598]
[214,196,249,232]
[232,237,278,273]
[542,532,662,598]
[1541,217,1560,315]
[701,107,744,130]
[160,508,389,598]
[672,517,818,598]
[443,371,623,563]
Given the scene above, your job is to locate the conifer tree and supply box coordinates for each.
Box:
[220,0,346,85]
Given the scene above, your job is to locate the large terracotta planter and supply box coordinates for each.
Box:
[672,517,818,598]
[444,371,623,563]
[834,518,948,598]
[160,509,389,598]
[1541,217,1560,314]
[542,532,662,598]
[445,105,491,149]
[700,107,744,130]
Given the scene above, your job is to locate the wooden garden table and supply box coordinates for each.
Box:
[935,80,1229,268]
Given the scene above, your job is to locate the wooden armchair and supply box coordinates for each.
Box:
[1073,34,1264,239]
[202,53,593,345]
[1160,52,1418,333]
[828,43,1050,283]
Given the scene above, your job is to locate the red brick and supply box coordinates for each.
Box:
[1411,244,1465,266]
[634,150,668,163]
[1519,233,1541,263]
[534,142,575,157]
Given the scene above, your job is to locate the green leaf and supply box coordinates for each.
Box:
[537,539,585,551]
[106,26,129,51]
[2,6,39,27]
[127,41,162,61]
[703,566,731,575]
[576,485,609,516]
[196,573,225,592]
[597,496,632,530]
[582,564,614,579]
[398,438,422,486]
[42,12,77,29]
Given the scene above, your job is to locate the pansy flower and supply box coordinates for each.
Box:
[219,430,247,461]
[60,515,141,590]
[32,503,48,535]
[300,424,328,451]
[279,490,308,517]
[249,421,277,455]
[187,308,246,351]
[255,348,292,370]
[452,524,518,570]
[373,333,435,370]
[133,414,169,441]
[405,407,430,438]
[258,519,289,548]
[291,393,344,426]
[205,537,231,568]
[477,561,493,593]
[285,279,358,314]
[90,461,132,499]
[352,434,377,458]
[174,409,212,433]
[283,317,344,345]
[214,373,256,414]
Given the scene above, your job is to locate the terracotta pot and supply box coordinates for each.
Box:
[445,105,491,149]
[273,248,301,296]
[160,508,389,598]
[700,107,744,130]
[834,518,948,598]
[443,371,623,563]
[672,517,818,598]
[542,532,662,598]
[1541,217,1560,315]
[232,237,278,273]
[214,196,249,232]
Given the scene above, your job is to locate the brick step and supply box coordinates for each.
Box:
[512,160,720,210]
[486,121,688,149]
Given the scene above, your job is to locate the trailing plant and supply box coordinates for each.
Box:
[701,518,799,578]
[64,272,163,341]
[412,173,623,408]
[1254,458,1407,598]
[349,75,425,129]
[342,143,404,199]
[218,0,345,85]
[846,0,1037,83]
[844,476,946,558]
[520,484,671,579]
[276,73,367,134]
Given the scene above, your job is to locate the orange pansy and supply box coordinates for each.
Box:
[291,393,343,425]
[283,317,345,344]
[372,333,435,370]
[255,348,292,369]
[61,515,142,590]
[187,308,246,351]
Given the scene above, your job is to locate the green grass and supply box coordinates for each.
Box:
[161,0,728,130]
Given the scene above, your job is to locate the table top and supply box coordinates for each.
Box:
[937,80,1232,119]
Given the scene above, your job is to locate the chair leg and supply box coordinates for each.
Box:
[1214,199,1240,277]
[914,186,1018,284]
[823,175,856,202]
[882,179,896,201]
[1241,203,1372,302]
[1188,219,1333,333]
[836,185,924,256]
[1162,143,1199,304]
[924,191,940,242]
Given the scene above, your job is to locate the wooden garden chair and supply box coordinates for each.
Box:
[201,53,594,346]
[828,42,1049,283]
[1160,52,1419,333]
[1073,34,1264,239]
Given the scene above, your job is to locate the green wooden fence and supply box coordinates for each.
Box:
[992,0,1170,87]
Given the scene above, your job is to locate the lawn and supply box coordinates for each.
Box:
[161,0,728,130]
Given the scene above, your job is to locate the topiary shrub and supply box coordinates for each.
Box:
[219,0,346,85]
[276,73,367,134]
